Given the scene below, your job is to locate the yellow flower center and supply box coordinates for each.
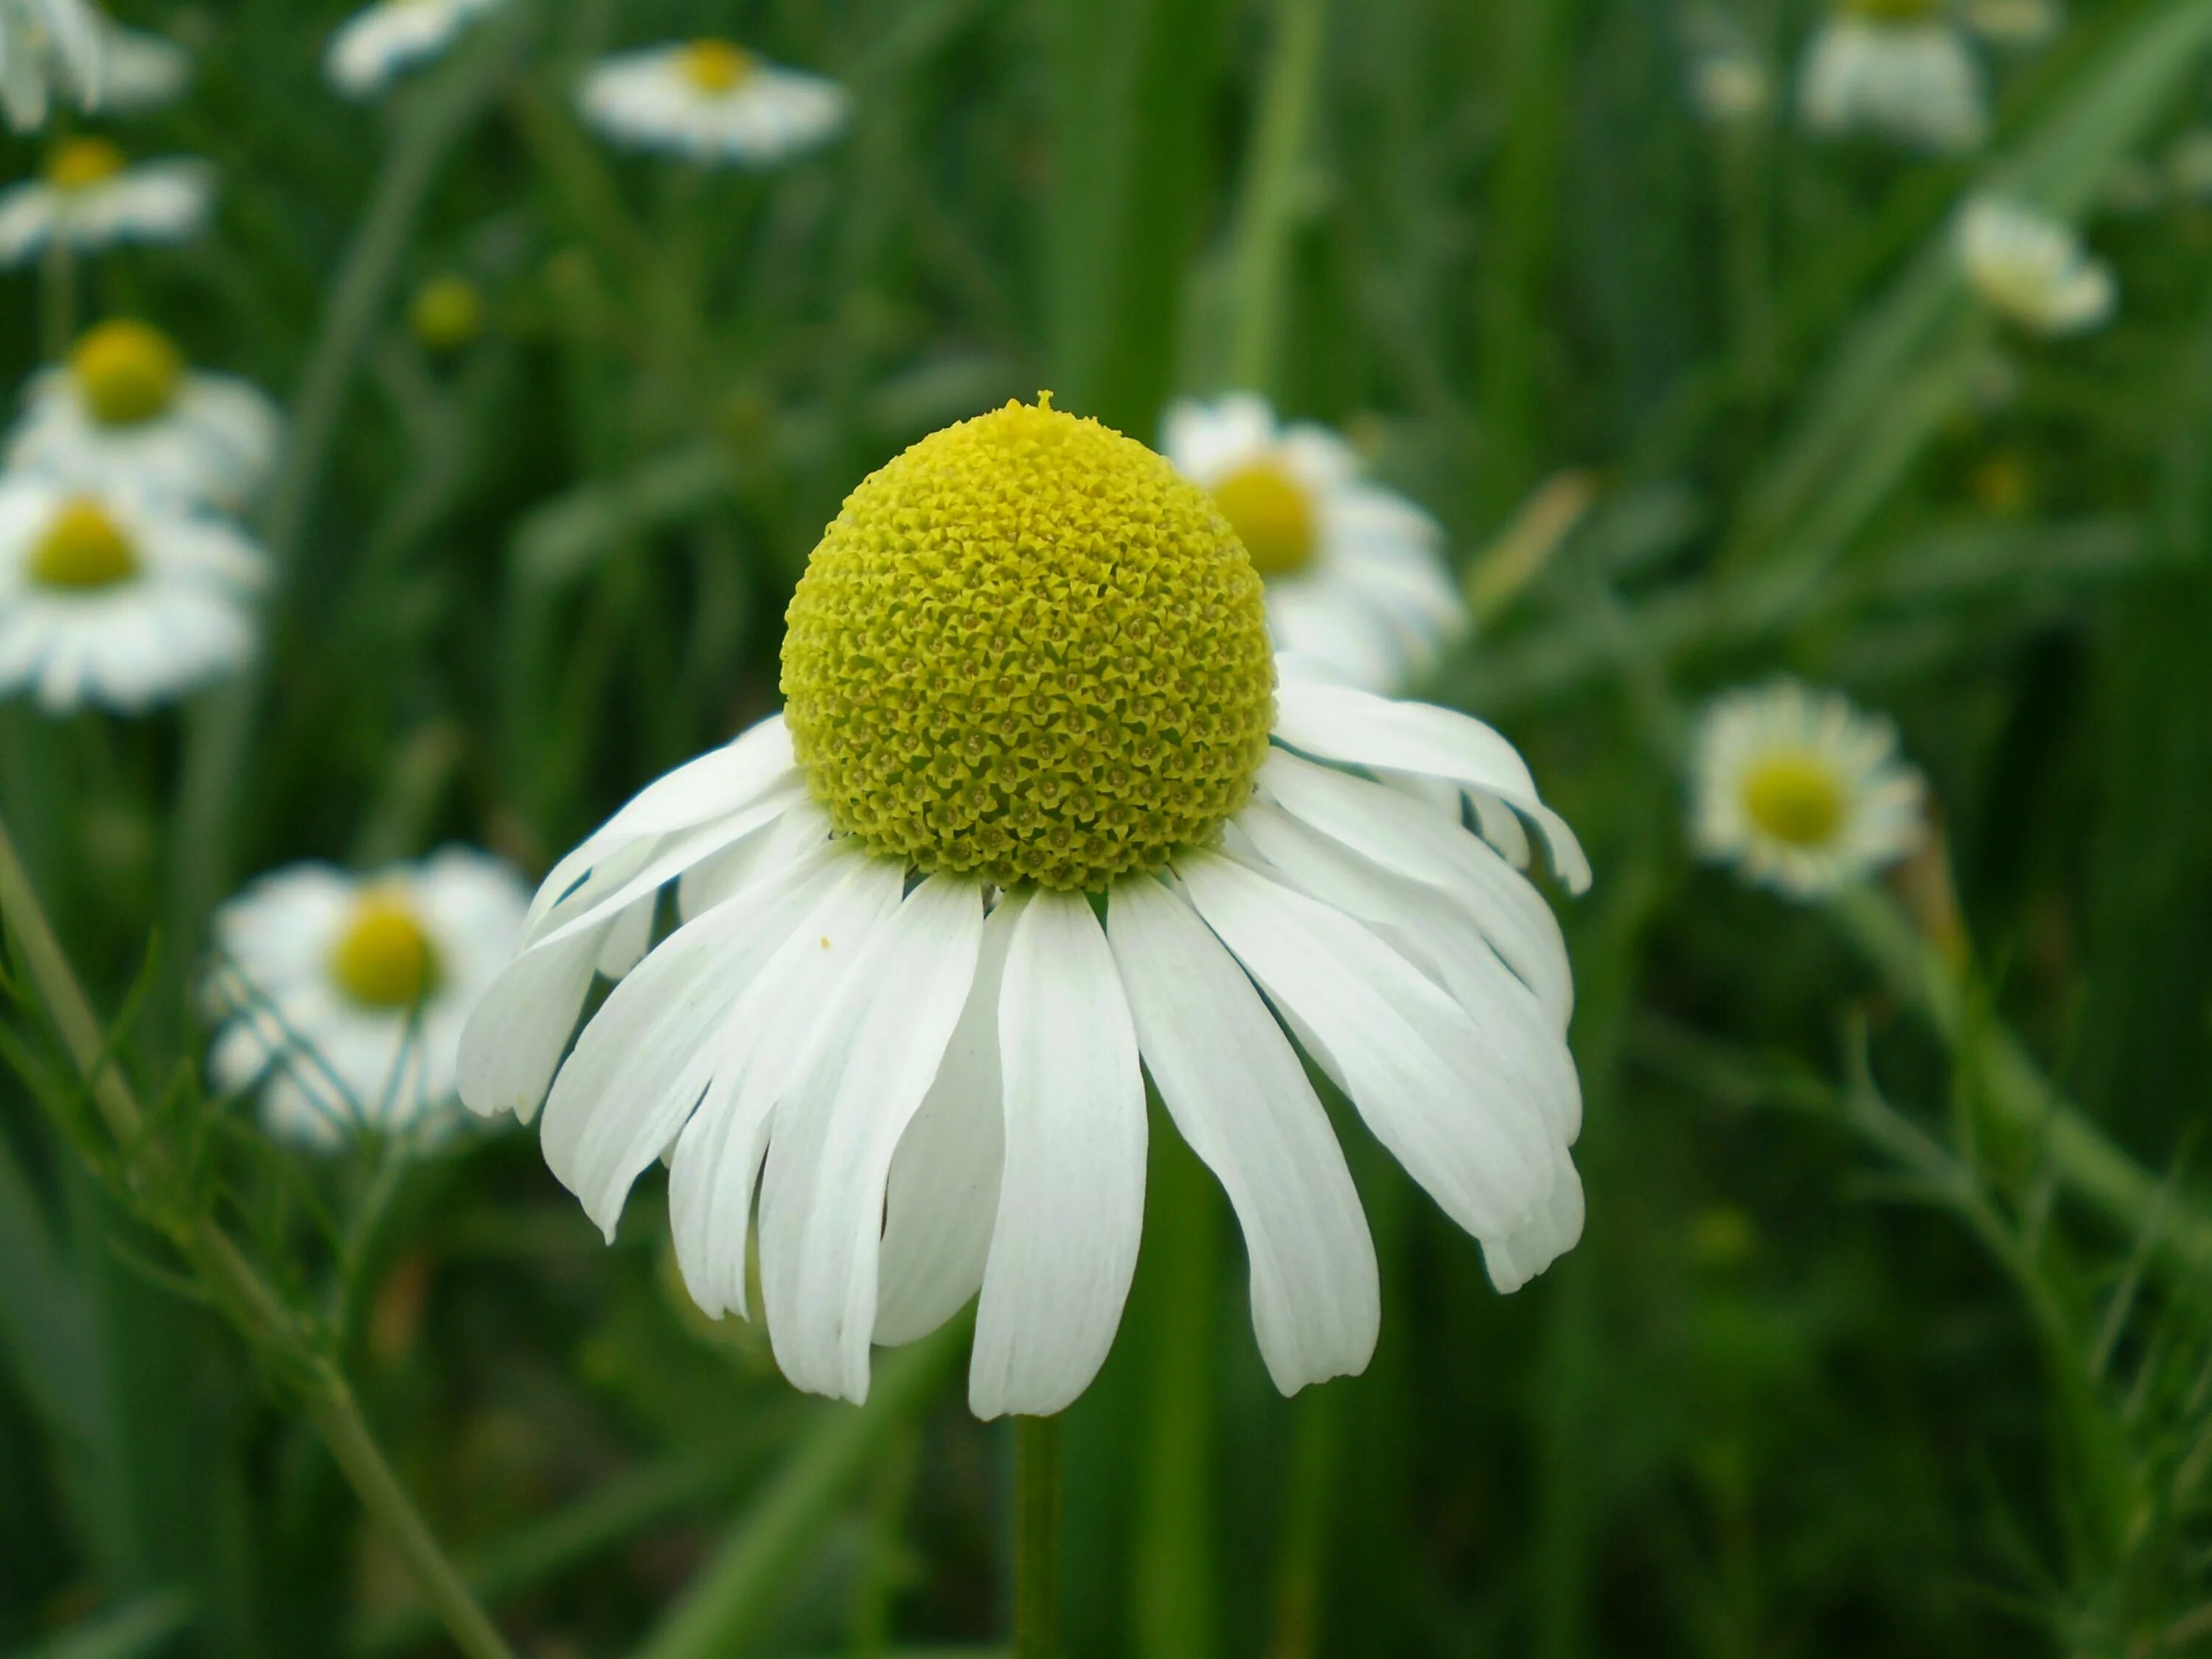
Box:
[1209,459,1317,576]
[46,136,127,192]
[1840,0,1943,21]
[1742,753,1847,848]
[29,498,139,590]
[677,40,759,94]
[328,893,441,1010]
[781,398,1276,891]
[409,274,484,354]
[71,320,185,428]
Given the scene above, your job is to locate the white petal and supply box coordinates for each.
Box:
[1272,682,1590,891]
[872,894,1022,1346]
[969,888,1147,1419]
[456,922,604,1123]
[1105,875,1378,1394]
[666,851,907,1321]
[1481,1138,1585,1293]
[1176,852,1553,1242]
[757,875,986,1402]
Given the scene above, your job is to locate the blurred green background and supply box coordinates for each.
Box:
[3,0,2212,1655]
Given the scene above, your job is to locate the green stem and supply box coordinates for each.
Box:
[1014,1415,1064,1659]
[1265,1388,1339,1659]
[1829,886,2212,1274]
[636,1326,965,1659]
[1225,0,1327,394]
[39,238,74,363]
[0,812,517,1659]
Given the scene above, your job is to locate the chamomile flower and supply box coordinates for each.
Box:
[1689,681,1925,899]
[0,137,212,265]
[87,18,188,114]
[208,852,532,1149]
[579,40,848,166]
[326,0,502,100]
[8,320,282,509]
[0,476,265,712]
[0,0,99,131]
[1799,0,1987,153]
[1957,195,2115,336]
[461,400,1589,1419]
[1161,394,1466,695]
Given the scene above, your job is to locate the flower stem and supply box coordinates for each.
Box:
[0,810,516,1659]
[1015,1413,1064,1659]
[1225,0,1328,394]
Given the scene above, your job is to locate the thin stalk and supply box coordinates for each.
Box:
[1265,1389,1340,1659]
[0,811,517,1659]
[1829,885,2212,1275]
[1225,0,1328,394]
[1014,1415,1065,1659]
[39,238,74,364]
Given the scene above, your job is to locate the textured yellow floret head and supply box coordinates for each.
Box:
[72,321,184,428]
[781,398,1276,891]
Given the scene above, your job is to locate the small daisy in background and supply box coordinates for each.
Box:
[408,272,485,356]
[1161,393,1466,694]
[579,39,848,167]
[207,852,532,1150]
[326,0,502,101]
[86,15,187,114]
[0,136,212,266]
[8,319,282,510]
[1690,680,1926,900]
[0,0,100,130]
[462,400,1587,1418]
[0,476,266,713]
[1957,195,2115,336]
[1799,0,1987,153]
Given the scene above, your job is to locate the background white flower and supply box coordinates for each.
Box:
[1799,12,1988,152]
[0,0,100,130]
[1163,393,1466,694]
[8,319,282,509]
[326,0,503,100]
[208,850,532,1149]
[579,41,849,166]
[1690,680,1926,899]
[89,18,187,113]
[0,138,212,265]
[0,476,266,712]
[1958,195,2115,336]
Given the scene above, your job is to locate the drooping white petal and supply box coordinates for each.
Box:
[667,851,906,1321]
[1176,851,1553,1242]
[757,875,986,1402]
[456,923,605,1123]
[538,845,842,1237]
[1105,874,1378,1394]
[1259,750,1573,1025]
[1271,681,1590,891]
[873,894,1021,1347]
[970,888,1147,1419]
[1479,1139,1585,1293]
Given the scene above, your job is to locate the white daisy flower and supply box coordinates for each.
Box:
[326,0,502,100]
[0,476,265,713]
[1161,394,1466,695]
[1798,3,1988,153]
[208,851,532,1150]
[1689,680,1925,899]
[0,0,100,131]
[87,18,188,114]
[1957,195,2114,336]
[0,137,212,266]
[578,40,849,167]
[7,319,281,510]
[460,400,1590,1419]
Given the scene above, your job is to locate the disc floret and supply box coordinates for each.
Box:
[780,399,1276,891]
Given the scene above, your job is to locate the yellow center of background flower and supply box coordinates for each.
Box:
[1209,459,1317,576]
[1742,754,1847,848]
[329,894,441,1010]
[781,398,1276,891]
[409,274,484,354]
[72,320,185,427]
[46,137,127,192]
[29,498,138,590]
[678,40,758,94]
